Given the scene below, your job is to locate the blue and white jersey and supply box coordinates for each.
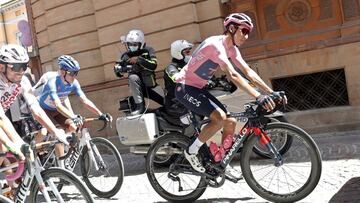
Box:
[36,75,84,111]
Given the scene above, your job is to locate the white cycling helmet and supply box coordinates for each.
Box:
[0,44,29,64]
[125,29,145,52]
[224,13,253,32]
[170,40,193,60]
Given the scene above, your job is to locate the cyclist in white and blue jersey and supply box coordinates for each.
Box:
[34,55,111,131]
[33,55,111,167]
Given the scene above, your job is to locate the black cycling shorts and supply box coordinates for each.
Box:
[175,83,228,117]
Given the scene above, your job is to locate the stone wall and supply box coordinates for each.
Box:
[29,0,226,138]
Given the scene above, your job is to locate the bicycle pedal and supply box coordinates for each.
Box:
[225,174,243,183]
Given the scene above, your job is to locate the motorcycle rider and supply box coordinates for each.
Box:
[163,40,193,121]
[114,29,164,115]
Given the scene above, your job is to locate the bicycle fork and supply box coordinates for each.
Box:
[82,129,106,172]
[253,128,283,166]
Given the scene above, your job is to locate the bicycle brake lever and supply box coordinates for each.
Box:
[97,120,107,131]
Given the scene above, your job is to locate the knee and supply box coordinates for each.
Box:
[128,74,140,83]
[225,117,237,127]
[210,110,227,126]
[225,118,237,125]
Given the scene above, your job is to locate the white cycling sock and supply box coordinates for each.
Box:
[188,138,204,155]
[58,159,65,168]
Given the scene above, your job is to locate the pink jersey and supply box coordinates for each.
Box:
[176,35,241,88]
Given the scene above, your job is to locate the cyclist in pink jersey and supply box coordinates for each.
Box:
[175,13,287,172]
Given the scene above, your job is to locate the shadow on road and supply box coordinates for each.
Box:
[329,177,360,203]
[154,197,256,203]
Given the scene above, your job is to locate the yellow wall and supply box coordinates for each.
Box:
[0,0,28,45]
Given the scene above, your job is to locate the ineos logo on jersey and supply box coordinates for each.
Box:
[183,93,201,107]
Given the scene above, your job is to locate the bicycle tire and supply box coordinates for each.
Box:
[241,122,322,203]
[81,137,124,198]
[153,153,179,167]
[253,116,293,158]
[28,167,94,203]
[146,133,208,202]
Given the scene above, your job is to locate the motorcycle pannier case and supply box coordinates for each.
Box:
[117,113,159,145]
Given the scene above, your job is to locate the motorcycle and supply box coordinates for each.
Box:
[116,75,290,165]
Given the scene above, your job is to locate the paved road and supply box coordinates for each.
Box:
[88,130,360,203]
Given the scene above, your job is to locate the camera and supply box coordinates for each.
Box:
[114,61,133,77]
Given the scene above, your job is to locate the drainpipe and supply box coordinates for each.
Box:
[0,9,8,44]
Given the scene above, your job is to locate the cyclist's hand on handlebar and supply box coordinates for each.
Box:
[71,115,84,128]
[256,94,275,111]
[99,113,112,123]
[20,143,34,162]
[53,128,69,146]
[272,91,288,105]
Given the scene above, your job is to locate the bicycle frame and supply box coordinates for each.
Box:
[184,107,283,174]
[64,128,104,172]
[0,154,64,203]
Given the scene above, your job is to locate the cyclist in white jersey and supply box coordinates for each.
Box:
[0,44,68,161]
[0,45,69,192]
[175,13,287,172]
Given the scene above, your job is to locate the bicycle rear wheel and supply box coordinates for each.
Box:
[81,137,124,198]
[241,122,322,203]
[146,133,207,203]
[28,167,94,203]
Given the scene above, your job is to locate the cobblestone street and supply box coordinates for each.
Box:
[93,130,360,203]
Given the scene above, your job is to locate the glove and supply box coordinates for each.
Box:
[99,113,112,123]
[127,56,138,64]
[53,128,69,146]
[272,91,288,105]
[256,94,275,111]
[71,115,84,128]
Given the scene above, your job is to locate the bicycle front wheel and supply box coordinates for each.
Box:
[81,137,124,198]
[28,167,94,203]
[241,122,322,203]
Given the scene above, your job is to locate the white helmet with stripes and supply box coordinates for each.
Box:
[0,44,29,64]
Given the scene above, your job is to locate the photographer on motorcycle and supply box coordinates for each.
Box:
[114,29,164,115]
[163,40,193,120]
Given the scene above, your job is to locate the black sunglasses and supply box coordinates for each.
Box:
[65,70,79,77]
[7,63,28,72]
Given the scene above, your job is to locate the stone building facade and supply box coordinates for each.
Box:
[27,0,360,138]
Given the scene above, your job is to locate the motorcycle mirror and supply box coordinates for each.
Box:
[120,36,126,44]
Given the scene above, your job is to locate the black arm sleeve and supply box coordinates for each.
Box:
[137,47,157,71]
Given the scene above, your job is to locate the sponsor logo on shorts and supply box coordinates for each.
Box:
[183,93,201,107]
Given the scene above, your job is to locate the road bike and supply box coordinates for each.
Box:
[0,140,94,203]
[145,93,322,203]
[41,117,124,198]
